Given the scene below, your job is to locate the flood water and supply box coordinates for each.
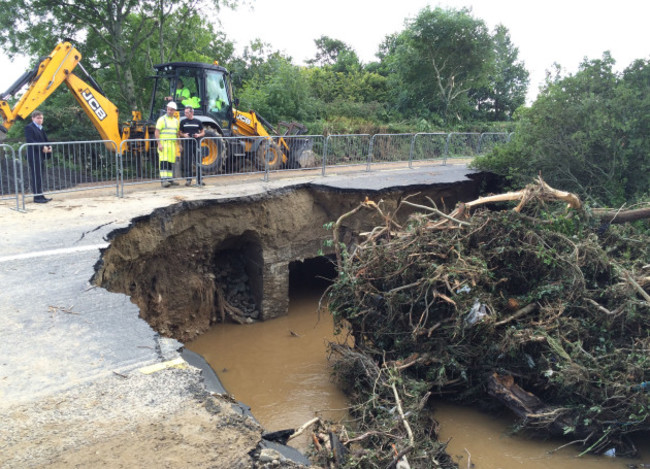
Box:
[187,289,650,467]
[436,403,649,468]
[187,286,350,434]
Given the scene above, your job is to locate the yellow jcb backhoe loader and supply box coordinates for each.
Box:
[0,42,314,172]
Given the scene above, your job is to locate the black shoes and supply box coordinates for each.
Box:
[34,196,51,204]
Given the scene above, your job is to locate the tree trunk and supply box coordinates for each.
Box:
[592,207,650,224]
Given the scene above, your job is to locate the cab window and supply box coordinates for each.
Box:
[206,71,230,117]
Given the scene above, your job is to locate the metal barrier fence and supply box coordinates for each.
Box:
[4,132,511,210]
[370,134,414,170]
[0,144,21,211]
[411,133,449,167]
[323,134,372,172]
[119,137,201,194]
[14,140,119,208]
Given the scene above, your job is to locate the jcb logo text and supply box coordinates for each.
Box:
[82,89,107,121]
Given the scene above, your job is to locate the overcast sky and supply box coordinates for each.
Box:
[217,0,650,103]
[1,0,649,104]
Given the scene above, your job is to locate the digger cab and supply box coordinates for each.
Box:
[148,62,235,134]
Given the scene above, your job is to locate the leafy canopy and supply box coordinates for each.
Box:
[473,53,650,206]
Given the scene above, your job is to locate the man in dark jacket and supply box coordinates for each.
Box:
[25,110,52,203]
[179,106,205,186]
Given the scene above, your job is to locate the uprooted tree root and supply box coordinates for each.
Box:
[325,177,650,465]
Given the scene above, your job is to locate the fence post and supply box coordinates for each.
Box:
[3,145,25,212]
[118,141,124,197]
[17,144,28,211]
[409,133,419,169]
[10,148,19,212]
[322,136,330,176]
[263,138,270,182]
[442,132,454,166]
[367,135,375,172]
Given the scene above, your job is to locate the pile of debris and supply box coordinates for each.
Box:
[324,177,650,467]
[213,250,260,322]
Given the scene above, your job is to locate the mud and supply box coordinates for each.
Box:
[93,180,484,343]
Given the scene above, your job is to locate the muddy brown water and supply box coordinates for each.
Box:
[187,286,350,434]
[188,290,650,467]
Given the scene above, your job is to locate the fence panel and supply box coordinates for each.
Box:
[0,144,22,211]
[369,134,414,169]
[119,138,159,189]
[270,135,324,171]
[18,140,119,203]
[478,132,510,154]
[446,133,481,159]
[323,134,371,173]
[199,135,264,179]
[120,137,205,192]
[410,133,449,167]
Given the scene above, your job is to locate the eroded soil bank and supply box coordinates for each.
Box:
[92,176,489,343]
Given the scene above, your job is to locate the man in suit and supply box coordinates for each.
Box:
[25,110,52,203]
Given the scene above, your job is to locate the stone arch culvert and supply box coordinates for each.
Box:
[91,175,492,343]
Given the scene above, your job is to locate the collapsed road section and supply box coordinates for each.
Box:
[92,170,495,342]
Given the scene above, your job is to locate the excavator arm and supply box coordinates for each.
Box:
[63,73,122,145]
[0,42,123,146]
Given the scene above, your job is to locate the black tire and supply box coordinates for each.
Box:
[200,129,227,171]
[255,139,283,170]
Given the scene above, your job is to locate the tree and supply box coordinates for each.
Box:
[383,6,494,123]
[475,24,529,120]
[308,36,351,67]
[473,53,650,206]
[0,0,239,113]
[308,36,361,74]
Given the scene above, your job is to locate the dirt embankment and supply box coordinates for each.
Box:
[93,182,481,343]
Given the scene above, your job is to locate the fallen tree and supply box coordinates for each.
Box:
[325,177,650,466]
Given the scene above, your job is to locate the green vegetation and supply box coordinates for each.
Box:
[0,4,526,143]
[473,53,650,208]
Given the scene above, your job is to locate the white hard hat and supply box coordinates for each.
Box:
[167,101,177,110]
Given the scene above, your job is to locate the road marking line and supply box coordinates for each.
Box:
[139,357,188,374]
[0,243,109,263]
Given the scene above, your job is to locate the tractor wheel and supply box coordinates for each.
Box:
[200,129,226,171]
[255,139,283,170]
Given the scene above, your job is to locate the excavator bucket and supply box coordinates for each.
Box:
[277,121,314,168]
